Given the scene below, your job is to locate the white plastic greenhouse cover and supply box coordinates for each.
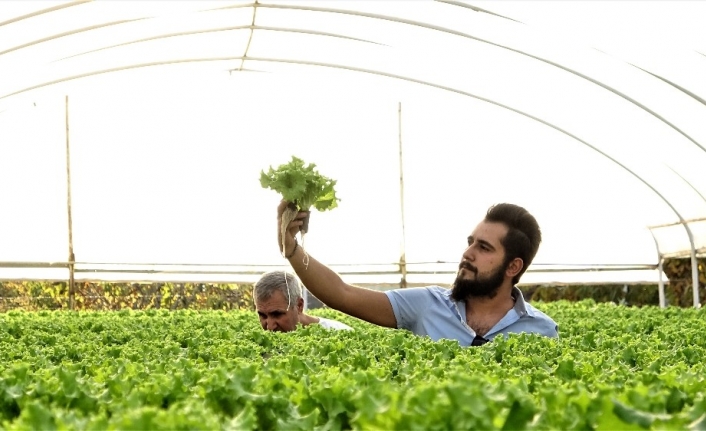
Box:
[1,1,705,303]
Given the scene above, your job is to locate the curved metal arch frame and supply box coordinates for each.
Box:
[53,25,382,64]
[235,2,706,155]
[433,0,524,24]
[666,165,706,205]
[634,65,706,109]
[648,217,703,309]
[2,52,700,296]
[4,3,705,199]
[0,18,151,57]
[664,167,705,308]
[0,0,91,27]
[0,5,702,304]
[444,2,706,112]
[4,0,706,156]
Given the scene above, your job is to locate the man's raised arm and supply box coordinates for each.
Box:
[277,200,397,328]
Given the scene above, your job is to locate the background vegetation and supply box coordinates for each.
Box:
[521,257,705,307]
[0,258,703,311]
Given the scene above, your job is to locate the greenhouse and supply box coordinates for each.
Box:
[1,1,705,430]
[2,1,706,303]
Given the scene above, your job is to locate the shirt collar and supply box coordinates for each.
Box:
[445,285,536,319]
[512,286,535,318]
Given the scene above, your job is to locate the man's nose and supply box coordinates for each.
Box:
[266,318,277,331]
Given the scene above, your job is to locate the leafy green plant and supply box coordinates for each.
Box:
[2,304,706,430]
[260,156,339,212]
[260,156,340,259]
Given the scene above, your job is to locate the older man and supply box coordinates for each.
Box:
[253,270,352,332]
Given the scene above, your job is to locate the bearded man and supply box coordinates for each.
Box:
[275,201,558,346]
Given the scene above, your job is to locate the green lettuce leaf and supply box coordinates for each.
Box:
[260,156,340,211]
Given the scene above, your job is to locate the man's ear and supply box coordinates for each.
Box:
[505,257,524,278]
[297,297,304,313]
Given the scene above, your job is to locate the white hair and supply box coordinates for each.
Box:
[253,270,303,310]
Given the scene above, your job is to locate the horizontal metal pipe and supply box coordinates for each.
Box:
[648,217,706,229]
[0,261,658,271]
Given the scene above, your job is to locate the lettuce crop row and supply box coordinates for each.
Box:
[0,301,704,430]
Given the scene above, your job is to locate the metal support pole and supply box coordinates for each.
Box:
[690,252,701,308]
[65,95,76,310]
[649,225,699,308]
[657,257,666,308]
[623,284,628,305]
[649,230,666,308]
[398,102,407,289]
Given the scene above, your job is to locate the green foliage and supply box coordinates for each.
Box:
[1,277,700,313]
[522,284,661,306]
[662,257,706,307]
[520,256,706,308]
[0,303,705,430]
[0,281,68,311]
[260,156,340,211]
[0,281,254,312]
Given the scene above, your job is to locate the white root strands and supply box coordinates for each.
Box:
[280,206,298,258]
[301,231,309,269]
[280,205,310,269]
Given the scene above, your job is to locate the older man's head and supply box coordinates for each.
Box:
[253,271,304,332]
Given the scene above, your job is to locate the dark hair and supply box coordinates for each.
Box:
[484,203,541,284]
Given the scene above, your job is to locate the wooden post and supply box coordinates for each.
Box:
[398,102,407,289]
[65,95,76,309]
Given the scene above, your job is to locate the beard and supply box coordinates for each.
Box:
[450,261,507,301]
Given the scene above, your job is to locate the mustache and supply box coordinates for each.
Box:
[459,261,478,273]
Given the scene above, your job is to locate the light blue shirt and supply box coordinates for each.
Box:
[385,286,558,346]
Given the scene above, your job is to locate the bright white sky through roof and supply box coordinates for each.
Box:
[0,1,705,285]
